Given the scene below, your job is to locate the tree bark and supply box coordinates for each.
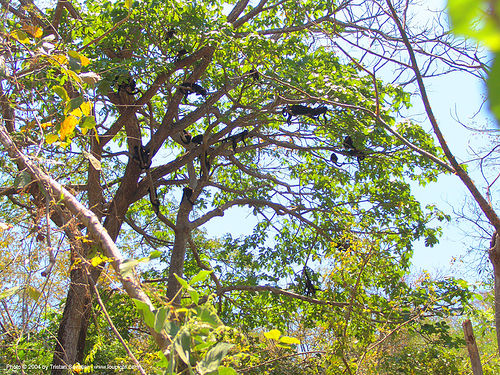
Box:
[462,319,483,375]
[489,232,500,356]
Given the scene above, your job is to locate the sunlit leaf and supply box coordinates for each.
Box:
[279,336,300,345]
[264,329,281,340]
[59,116,78,140]
[45,134,59,144]
[22,24,43,38]
[26,286,41,301]
[190,270,212,285]
[0,286,20,300]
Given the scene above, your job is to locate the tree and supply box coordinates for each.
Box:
[0,0,488,373]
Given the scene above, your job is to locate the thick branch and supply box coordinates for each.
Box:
[217,285,348,307]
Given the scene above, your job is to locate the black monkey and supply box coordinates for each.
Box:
[343,135,366,162]
[248,69,260,82]
[330,152,339,164]
[176,49,188,60]
[282,104,328,125]
[166,28,176,39]
[303,269,320,297]
[132,145,151,170]
[148,187,160,215]
[181,187,195,205]
[199,151,211,175]
[191,134,204,145]
[115,75,141,96]
[180,129,192,145]
[220,130,249,151]
[179,82,207,101]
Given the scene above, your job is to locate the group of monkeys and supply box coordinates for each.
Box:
[123,73,367,211]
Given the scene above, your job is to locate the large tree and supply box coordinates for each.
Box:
[0,0,490,373]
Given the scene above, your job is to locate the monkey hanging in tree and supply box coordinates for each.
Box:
[282,104,328,125]
[219,130,249,151]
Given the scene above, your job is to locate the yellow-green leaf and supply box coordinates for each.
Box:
[264,329,281,340]
[10,30,29,44]
[279,336,300,345]
[45,134,59,144]
[53,86,69,102]
[80,101,92,117]
[27,285,41,301]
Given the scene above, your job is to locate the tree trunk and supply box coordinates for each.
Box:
[51,267,92,374]
[166,203,192,304]
[462,319,483,375]
[489,232,500,356]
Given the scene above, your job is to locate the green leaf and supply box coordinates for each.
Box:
[188,289,200,304]
[124,0,132,10]
[149,250,162,259]
[119,258,141,278]
[218,367,238,375]
[164,320,181,339]
[0,286,20,300]
[190,270,212,285]
[132,299,155,328]
[26,286,41,302]
[53,86,69,102]
[174,273,190,289]
[80,116,96,131]
[174,329,191,365]
[64,96,84,115]
[488,53,500,127]
[197,343,234,375]
[264,329,281,340]
[195,306,222,327]
[154,307,169,333]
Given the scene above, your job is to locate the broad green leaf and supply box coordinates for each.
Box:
[132,299,155,328]
[124,0,132,10]
[0,286,20,300]
[487,53,500,126]
[80,116,97,134]
[197,343,234,375]
[264,329,281,340]
[188,289,200,304]
[64,97,84,115]
[154,307,169,333]
[174,273,191,290]
[218,367,238,375]
[53,86,69,102]
[149,250,162,259]
[190,270,212,285]
[194,306,221,327]
[174,329,191,365]
[164,320,181,338]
